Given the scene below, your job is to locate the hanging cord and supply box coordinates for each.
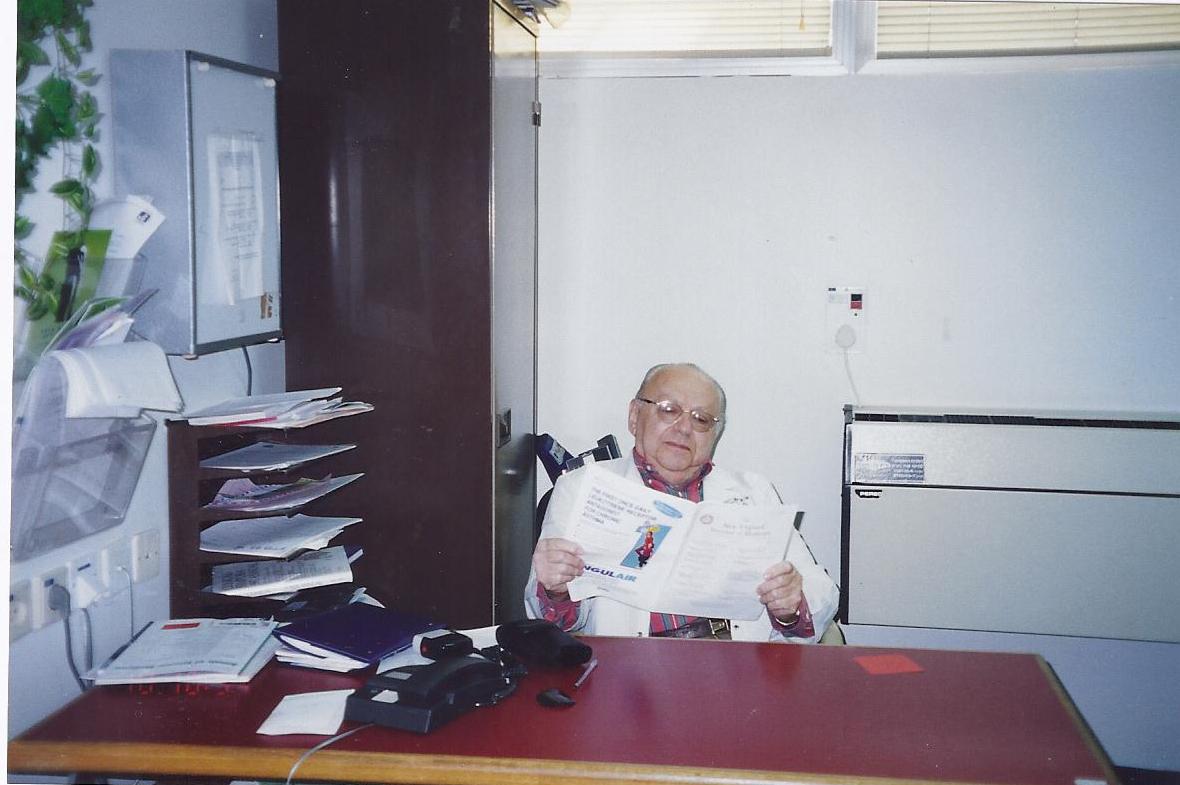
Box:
[285,723,374,785]
[117,565,135,642]
[47,585,88,693]
[242,345,254,396]
[842,347,862,406]
[80,606,95,672]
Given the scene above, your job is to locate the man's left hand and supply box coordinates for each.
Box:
[758,561,804,623]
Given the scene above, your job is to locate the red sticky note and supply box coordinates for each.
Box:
[854,654,924,675]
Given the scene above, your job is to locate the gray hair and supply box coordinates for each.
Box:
[635,363,727,418]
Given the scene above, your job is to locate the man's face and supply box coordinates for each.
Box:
[628,367,723,485]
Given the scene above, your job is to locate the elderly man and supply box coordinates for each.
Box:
[525,363,839,643]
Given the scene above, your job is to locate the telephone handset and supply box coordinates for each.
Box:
[345,655,515,733]
[381,656,504,705]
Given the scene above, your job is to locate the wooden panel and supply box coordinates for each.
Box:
[278,0,501,627]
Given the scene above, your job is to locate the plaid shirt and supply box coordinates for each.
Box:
[536,450,813,638]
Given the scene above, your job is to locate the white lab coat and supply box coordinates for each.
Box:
[524,457,839,643]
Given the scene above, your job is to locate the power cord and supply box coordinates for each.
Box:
[80,606,95,672]
[117,564,136,642]
[242,345,254,395]
[47,584,88,693]
[285,723,373,785]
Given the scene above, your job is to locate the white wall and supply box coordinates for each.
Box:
[8,0,283,739]
[536,64,1180,769]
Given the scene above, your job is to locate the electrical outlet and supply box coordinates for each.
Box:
[33,566,69,629]
[102,538,133,588]
[826,286,868,354]
[131,529,161,583]
[10,580,33,642]
[71,552,105,608]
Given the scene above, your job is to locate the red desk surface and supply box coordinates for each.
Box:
[10,637,1117,785]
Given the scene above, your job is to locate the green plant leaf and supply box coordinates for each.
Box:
[18,263,39,290]
[55,29,81,67]
[18,39,51,66]
[39,270,58,290]
[26,298,50,320]
[50,178,83,196]
[75,68,98,86]
[77,19,92,51]
[15,215,34,241]
[81,144,98,177]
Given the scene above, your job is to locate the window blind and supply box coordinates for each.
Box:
[538,0,833,56]
[877,2,1180,58]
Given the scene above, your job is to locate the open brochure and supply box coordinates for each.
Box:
[555,465,795,621]
[87,618,278,685]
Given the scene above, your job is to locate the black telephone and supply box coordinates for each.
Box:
[345,656,515,733]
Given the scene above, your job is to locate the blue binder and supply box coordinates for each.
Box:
[276,604,445,667]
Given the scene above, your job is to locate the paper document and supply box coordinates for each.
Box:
[199,441,356,472]
[52,342,182,418]
[257,689,355,736]
[208,545,354,597]
[90,195,166,259]
[557,465,795,620]
[200,514,362,558]
[205,473,363,513]
[87,618,278,684]
[250,398,374,430]
[178,387,341,426]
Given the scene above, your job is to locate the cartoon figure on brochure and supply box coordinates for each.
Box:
[622,524,671,569]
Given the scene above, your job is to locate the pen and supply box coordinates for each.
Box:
[574,658,598,689]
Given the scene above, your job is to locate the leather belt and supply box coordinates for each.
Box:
[651,618,731,640]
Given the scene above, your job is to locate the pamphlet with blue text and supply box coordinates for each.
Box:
[552,465,795,620]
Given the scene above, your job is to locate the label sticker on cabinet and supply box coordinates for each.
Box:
[853,453,925,483]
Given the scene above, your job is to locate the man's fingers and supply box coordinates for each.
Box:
[534,537,585,591]
[762,560,796,580]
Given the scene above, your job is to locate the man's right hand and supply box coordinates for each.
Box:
[532,537,585,598]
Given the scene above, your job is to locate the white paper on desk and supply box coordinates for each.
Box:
[90,195,166,259]
[256,689,354,736]
[88,618,277,684]
[52,342,182,418]
[560,465,794,621]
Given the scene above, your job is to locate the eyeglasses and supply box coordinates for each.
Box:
[635,397,722,432]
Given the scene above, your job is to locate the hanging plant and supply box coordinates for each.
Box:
[15,0,101,319]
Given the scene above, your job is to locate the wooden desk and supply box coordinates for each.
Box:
[9,636,1118,785]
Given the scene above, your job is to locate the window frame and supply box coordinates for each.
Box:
[537,0,1180,79]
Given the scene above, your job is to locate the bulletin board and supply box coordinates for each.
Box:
[188,54,281,350]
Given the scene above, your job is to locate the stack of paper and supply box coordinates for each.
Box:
[87,618,279,685]
[274,604,444,672]
[208,545,358,598]
[200,514,363,558]
[199,441,356,472]
[204,473,363,513]
[252,398,374,430]
[176,388,374,429]
[178,388,341,426]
